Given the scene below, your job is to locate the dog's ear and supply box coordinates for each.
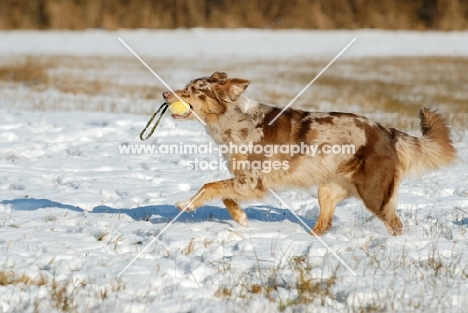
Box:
[211,72,228,80]
[215,78,250,102]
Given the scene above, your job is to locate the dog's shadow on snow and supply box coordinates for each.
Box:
[1,198,317,232]
[1,198,83,212]
[92,203,317,230]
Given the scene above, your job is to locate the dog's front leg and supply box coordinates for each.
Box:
[175,175,266,225]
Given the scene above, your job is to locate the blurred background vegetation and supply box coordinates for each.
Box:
[1,0,467,30]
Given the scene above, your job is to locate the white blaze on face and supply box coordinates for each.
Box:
[237,97,259,113]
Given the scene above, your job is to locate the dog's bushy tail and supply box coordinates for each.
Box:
[394,107,456,177]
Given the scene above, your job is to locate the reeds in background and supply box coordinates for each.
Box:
[0,0,467,30]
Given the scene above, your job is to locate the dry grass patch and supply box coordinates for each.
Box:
[0,56,166,98]
[0,268,125,312]
[1,55,467,132]
[214,254,338,311]
[0,270,46,286]
[279,57,468,116]
[0,58,49,84]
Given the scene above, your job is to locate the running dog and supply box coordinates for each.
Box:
[163,72,456,235]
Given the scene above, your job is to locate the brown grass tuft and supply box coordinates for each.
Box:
[0,270,47,286]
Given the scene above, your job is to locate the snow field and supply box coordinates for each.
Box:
[0,29,467,312]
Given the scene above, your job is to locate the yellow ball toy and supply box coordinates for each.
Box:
[168,101,191,115]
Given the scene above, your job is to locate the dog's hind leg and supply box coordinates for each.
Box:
[312,184,349,235]
[223,199,248,226]
[372,181,403,236]
[380,192,402,236]
[354,173,403,236]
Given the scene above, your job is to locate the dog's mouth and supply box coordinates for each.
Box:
[171,110,192,119]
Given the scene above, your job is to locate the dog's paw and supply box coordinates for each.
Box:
[236,213,248,227]
[175,199,195,211]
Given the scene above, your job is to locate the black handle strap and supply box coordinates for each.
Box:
[139,103,169,141]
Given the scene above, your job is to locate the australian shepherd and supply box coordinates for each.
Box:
[163,72,456,235]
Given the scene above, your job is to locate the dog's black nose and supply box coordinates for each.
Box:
[162,91,171,98]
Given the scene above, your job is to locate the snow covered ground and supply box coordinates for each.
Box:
[1,29,468,59]
[0,30,468,312]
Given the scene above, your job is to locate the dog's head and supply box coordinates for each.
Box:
[162,72,250,122]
